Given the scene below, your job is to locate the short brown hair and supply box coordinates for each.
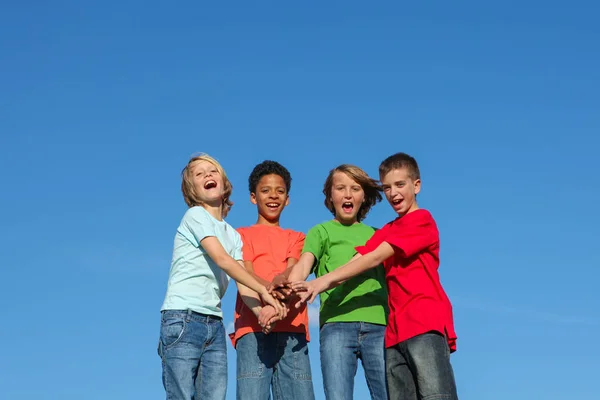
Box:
[379,152,420,181]
[323,164,382,222]
[181,154,233,217]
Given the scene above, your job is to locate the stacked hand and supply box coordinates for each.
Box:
[258,276,328,334]
[266,274,294,301]
[290,277,329,308]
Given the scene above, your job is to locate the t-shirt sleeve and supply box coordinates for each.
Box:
[237,229,254,262]
[356,225,388,255]
[233,230,244,261]
[181,207,217,247]
[302,225,325,273]
[384,217,437,258]
[287,231,305,260]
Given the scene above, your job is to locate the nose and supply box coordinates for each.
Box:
[343,189,352,198]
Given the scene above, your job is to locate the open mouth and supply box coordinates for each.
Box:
[204,180,217,189]
[392,198,403,206]
[266,202,280,211]
[342,202,354,213]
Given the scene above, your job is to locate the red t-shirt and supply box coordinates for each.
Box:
[229,224,309,348]
[355,209,457,352]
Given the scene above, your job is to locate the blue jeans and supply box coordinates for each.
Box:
[319,322,388,400]
[385,332,458,400]
[236,332,315,400]
[158,310,228,400]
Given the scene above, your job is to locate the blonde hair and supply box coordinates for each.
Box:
[181,153,233,217]
[323,164,382,222]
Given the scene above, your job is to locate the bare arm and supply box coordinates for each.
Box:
[200,236,284,313]
[292,243,394,305]
[235,261,265,318]
[287,252,316,282]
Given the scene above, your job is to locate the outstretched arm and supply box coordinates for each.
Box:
[292,242,393,306]
[200,236,285,315]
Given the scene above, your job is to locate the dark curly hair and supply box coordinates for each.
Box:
[248,160,292,194]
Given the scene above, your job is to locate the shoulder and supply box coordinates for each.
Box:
[183,206,210,221]
[180,206,212,226]
[307,221,330,235]
[400,209,436,227]
[357,222,377,233]
[283,227,305,238]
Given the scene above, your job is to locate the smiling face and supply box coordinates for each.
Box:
[380,167,420,217]
[251,174,289,225]
[330,171,365,225]
[190,160,225,206]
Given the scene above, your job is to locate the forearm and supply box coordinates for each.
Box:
[287,253,314,281]
[321,249,388,290]
[237,282,263,317]
[217,256,266,294]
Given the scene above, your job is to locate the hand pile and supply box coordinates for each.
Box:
[256,274,319,334]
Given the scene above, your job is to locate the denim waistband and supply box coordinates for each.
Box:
[162,309,222,322]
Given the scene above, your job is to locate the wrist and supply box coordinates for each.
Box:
[252,305,262,318]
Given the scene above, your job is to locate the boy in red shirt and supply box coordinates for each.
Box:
[292,152,458,400]
[231,160,315,400]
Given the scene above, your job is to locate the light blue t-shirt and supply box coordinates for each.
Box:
[161,206,243,318]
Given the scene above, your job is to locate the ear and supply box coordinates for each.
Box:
[413,179,421,195]
[250,192,257,205]
[284,195,290,207]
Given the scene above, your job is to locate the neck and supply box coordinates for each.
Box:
[398,203,419,218]
[334,217,358,226]
[202,203,224,221]
[256,214,280,226]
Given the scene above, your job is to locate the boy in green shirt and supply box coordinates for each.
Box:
[285,164,388,400]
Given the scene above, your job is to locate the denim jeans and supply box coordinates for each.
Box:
[385,332,458,400]
[319,322,387,400]
[236,332,315,400]
[158,310,228,400]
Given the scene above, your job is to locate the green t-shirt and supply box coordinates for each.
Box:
[302,220,388,326]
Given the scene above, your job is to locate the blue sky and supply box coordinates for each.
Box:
[1,1,599,399]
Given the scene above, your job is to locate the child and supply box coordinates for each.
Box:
[284,164,389,400]
[230,160,315,400]
[293,153,459,400]
[158,154,284,400]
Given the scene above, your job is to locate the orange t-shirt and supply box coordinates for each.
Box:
[229,224,310,348]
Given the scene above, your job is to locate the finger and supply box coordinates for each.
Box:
[290,282,307,290]
[294,291,310,309]
[272,291,286,300]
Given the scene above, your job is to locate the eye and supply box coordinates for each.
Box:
[352,186,361,192]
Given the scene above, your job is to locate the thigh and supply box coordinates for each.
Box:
[404,332,458,400]
[385,345,417,400]
[197,320,228,400]
[272,333,315,400]
[358,323,387,400]
[235,332,273,400]
[159,311,204,400]
[320,323,359,400]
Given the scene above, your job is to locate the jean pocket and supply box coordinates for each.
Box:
[160,317,186,348]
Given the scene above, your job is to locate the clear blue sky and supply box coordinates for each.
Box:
[1,1,599,399]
